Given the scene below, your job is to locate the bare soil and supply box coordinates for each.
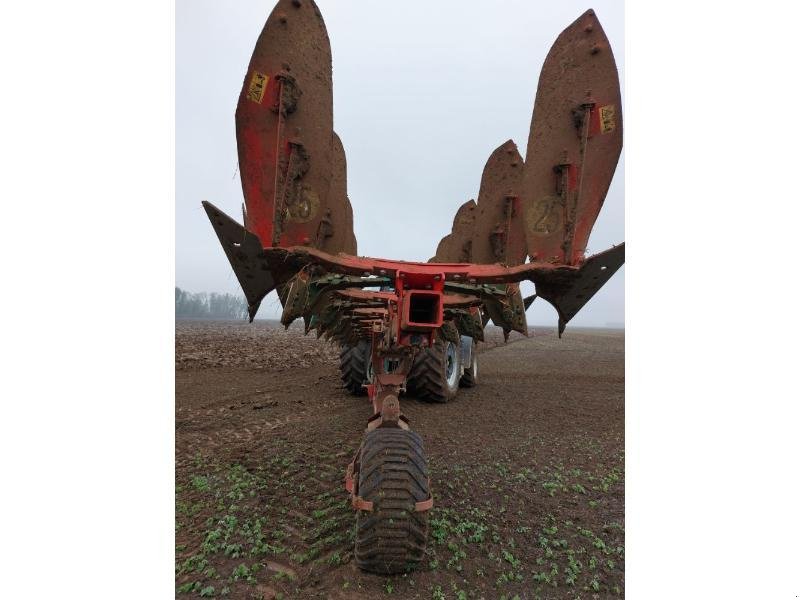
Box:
[176,320,624,599]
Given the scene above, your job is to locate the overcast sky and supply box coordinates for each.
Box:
[176,0,624,327]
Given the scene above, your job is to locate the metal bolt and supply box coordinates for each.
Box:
[291,0,301,7]
[591,44,600,55]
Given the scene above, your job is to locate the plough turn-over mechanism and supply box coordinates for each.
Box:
[204,0,624,574]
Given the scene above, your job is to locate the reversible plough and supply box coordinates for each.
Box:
[204,0,624,574]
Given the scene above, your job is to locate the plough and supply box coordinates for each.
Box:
[204,0,624,574]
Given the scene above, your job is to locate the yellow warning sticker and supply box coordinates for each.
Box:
[246,71,268,104]
[599,105,615,134]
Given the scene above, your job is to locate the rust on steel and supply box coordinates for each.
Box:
[325,132,358,255]
[432,141,527,267]
[470,140,527,266]
[236,0,357,253]
[431,199,476,263]
[521,9,622,266]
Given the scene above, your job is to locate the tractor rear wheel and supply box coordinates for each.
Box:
[339,340,372,395]
[406,338,461,403]
[354,427,430,574]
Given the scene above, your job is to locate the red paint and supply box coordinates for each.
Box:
[236,72,284,247]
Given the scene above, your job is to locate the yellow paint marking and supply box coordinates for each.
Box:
[246,71,268,104]
[599,105,615,134]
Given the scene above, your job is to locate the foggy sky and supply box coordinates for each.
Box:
[176,0,624,327]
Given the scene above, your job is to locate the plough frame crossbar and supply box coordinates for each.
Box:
[204,200,625,339]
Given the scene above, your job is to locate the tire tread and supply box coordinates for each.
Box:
[354,428,430,574]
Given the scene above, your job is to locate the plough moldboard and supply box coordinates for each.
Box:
[204,0,624,574]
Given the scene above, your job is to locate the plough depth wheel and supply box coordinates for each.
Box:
[354,427,430,574]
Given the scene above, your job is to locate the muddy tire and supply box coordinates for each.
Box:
[406,338,461,403]
[354,427,430,574]
[339,340,372,396]
[460,342,478,388]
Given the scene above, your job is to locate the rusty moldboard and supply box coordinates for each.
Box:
[324,132,358,255]
[430,199,476,263]
[470,140,527,267]
[521,9,622,266]
[236,0,357,253]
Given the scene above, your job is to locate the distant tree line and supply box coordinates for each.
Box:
[175,287,248,320]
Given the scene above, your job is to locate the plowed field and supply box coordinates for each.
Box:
[176,321,624,599]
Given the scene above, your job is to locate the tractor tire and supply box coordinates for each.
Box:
[354,427,430,574]
[406,338,461,403]
[339,340,372,396]
[460,342,478,388]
